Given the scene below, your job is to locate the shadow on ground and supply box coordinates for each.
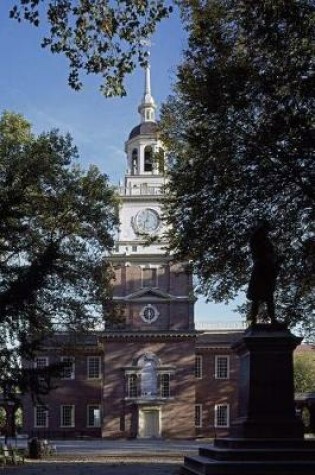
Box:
[3,462,180,475]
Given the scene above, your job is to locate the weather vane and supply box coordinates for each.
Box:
[140,38,154,58]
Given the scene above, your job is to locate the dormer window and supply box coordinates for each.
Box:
[144,146,153,172]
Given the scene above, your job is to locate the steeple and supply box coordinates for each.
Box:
[138,64,156,123]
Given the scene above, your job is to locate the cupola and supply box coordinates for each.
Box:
[125,63,165,177]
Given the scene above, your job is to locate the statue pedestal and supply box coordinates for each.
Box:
[230,323,304,439]
[181,324,315,475]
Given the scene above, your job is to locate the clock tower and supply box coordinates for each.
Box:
[104,65,196,440]
[109,64,195,331]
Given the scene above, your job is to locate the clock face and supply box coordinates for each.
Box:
[135,208,160,234]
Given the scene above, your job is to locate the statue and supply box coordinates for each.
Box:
[247,221,279,325]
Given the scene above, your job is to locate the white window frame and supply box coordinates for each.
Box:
[87,356,101,379]
[87,405,101,428]
[60,356,75,379]
[60,405,75,428]
[34,405,48,428]
[195,404,203,428]
[215,355,230,380]
[195,355,203,379]
[214,404,230,428]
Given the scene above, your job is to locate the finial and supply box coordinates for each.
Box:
[138,39,156,123]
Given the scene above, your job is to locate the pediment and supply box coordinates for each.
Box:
[124,287,172,301]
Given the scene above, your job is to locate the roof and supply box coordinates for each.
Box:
[40,332,102,348]
[196,330,244,347]
[128,121,158,140]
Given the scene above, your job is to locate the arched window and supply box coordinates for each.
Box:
[125,354,171,400]
[144,146,153,172]
[138,354,158,396]
[131,149,138,175]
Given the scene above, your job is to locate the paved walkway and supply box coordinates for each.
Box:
[49,438,210,455]
[4,437,211,455]
[2,439,211,474]
[3,461,180,475]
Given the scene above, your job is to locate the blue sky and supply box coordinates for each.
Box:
[0,3,244,327]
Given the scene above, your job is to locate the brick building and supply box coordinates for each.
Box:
[22,65,244,439]
[22,328,242,439]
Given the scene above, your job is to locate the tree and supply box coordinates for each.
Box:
[9,0,173,97]
[0,111,118,399]
[294,351,315,394]
[160,1,314,337]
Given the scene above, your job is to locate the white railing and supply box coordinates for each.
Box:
[118,185,163,196]
[195,321,246,330]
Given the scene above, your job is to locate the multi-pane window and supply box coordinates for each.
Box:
[35,356,49,369]
[215,356,230,379]
[61,405,75,427]
[214,404,230,428]
[61,357,75,379]
[127,374,138,398]
[195,404,202,428]
[35,356,48,381]
[195,355,202,379]
[34,406,48,428]
[159,374,170,398]
[88,356,101,379]
[87,405,101,427]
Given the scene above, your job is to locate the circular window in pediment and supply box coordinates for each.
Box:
[140,304,159,324]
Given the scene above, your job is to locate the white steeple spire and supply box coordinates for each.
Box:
[138,63,156,123]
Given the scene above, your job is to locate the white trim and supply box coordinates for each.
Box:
[60,405,75,428]
[138,406,162,438]
[215,355,230,380]
[214,404,230,428]
[195,355,203,379]
[87,404,101,428]
[139,304,159,324]
[87,356,101,379]
[159,373,171,398]
[34,405,48,428]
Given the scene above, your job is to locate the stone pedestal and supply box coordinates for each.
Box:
[230,323,304,439]
[181,324,315,475]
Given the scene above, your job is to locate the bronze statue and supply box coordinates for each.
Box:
[247,221,279,325]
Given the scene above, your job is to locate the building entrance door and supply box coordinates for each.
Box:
[139,409,160,438]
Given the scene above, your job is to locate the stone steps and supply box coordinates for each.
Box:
[200,446,315,461]
[180,439,315,475]
[214,437,315,449]
[181,454,315,475]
